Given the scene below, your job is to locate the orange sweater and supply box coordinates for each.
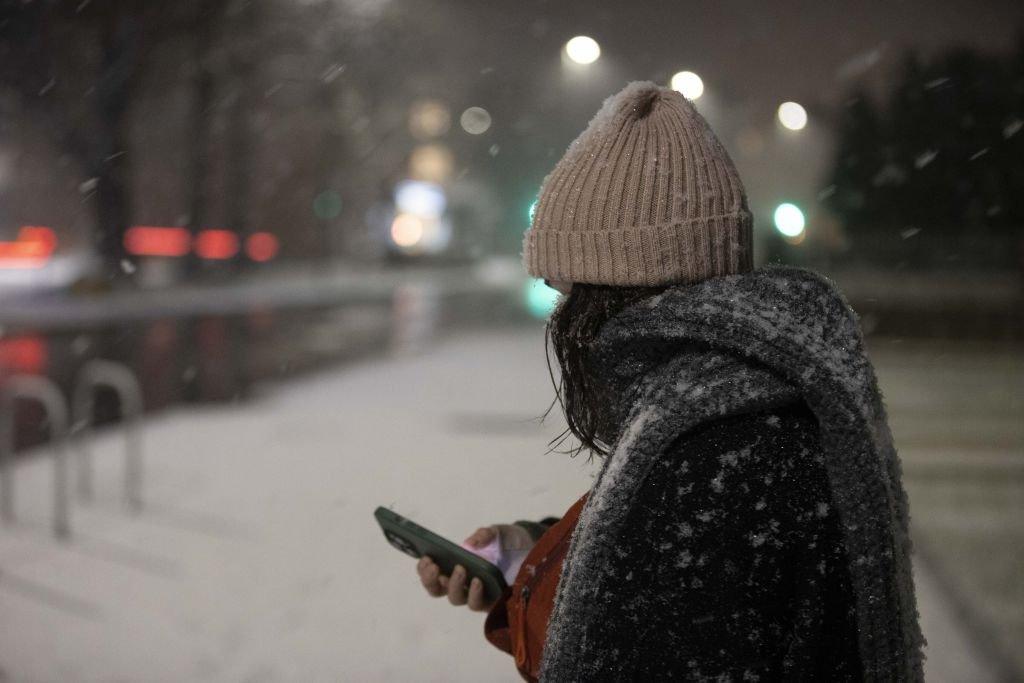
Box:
[483,492,589,682]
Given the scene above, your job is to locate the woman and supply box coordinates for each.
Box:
[416,81,926,681]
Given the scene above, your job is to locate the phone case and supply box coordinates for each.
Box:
[374,506,508,603]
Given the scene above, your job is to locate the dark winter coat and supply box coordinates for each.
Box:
[538,266,926,682]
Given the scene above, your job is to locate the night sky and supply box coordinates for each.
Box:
[470,0,1023,113]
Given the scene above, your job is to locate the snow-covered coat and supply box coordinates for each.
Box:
[538,265,926,682]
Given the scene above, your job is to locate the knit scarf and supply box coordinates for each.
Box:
[538,265,926,682]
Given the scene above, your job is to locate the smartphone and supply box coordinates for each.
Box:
[374,506,508,603]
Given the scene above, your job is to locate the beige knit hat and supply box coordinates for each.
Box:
[521,80,753,287]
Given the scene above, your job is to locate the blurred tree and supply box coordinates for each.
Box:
[0,0,580,275]
[0,0,149,279]
[827,88,890,233]
[224,0,257,270]
[183,1,225,276]
[0,0,218,280]
[824,38,1024,267]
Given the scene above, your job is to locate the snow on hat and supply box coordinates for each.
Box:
[521,80,753,287]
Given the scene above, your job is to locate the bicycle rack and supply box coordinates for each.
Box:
[0,374,72,539]
[72,360,144,513]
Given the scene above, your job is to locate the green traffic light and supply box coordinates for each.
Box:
[524,278,560,318]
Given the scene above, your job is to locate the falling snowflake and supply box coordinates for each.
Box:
[913,150,938,169]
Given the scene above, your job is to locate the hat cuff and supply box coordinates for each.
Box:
[521,211,753,287]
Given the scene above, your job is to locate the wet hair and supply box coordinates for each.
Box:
[541,282,668,460]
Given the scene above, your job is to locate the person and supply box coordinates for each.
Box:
[415,81,926,681]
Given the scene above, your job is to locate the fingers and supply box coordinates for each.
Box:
[417,556,445,598]
[464,526,498,548]
[466,577,492,612]
[447,565,469,606]
[419,558,492,612]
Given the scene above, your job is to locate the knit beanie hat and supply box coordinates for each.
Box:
[521,80,753,287]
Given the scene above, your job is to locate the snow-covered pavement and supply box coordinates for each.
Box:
[0,326,1004,682]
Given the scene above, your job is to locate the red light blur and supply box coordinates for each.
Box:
[246,232,280,262]
[0,335,48,374]
[194,229,240,260]
[124,226,191,257]
[0,226,58,268]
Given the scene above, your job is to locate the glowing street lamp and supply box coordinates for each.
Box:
[565,36,600,65]
[773,203,806,238]
[390,213,425,248]
[777,101,808,131]
[670,71,704,101]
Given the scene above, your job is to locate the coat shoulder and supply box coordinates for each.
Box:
[645,399,827,513]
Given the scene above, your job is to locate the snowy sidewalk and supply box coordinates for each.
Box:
[0,327,998,682]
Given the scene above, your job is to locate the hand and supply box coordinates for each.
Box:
[417,555,494,611]
[415,524,535,612]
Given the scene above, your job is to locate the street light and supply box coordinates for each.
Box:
[565,36,600,65]
[777,102,808,131]
[670,71,704,101]
[390,213,425,248]
[773,203,806,238]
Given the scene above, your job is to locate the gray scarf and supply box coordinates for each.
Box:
[539,265,926,682]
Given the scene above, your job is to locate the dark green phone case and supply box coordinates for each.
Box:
[374,506,509,603]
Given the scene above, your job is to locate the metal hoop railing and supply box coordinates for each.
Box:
[72,360,144,513]
[0,375,71,539]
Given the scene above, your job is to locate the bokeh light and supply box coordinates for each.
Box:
[777,101,808,131]
[395,179,446,218]
[773,202,806,237]
[735,127,765,157]
[390,213,425,248]
[459,107,492,135]
[408,143,454,183]
[670,71,704,100]
[524,278,561,318]
[564,36,600,65]
[407,99,451,140]
[195,229,240,260]
[123,226,190,258]
[313,190,343,219]
[0,225,58,267]
[245,232,280,262]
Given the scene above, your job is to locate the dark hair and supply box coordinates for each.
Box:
[541,282,668,460]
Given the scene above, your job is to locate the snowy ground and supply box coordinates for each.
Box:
[871,339,1023,680]
[0,326,1011,682]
